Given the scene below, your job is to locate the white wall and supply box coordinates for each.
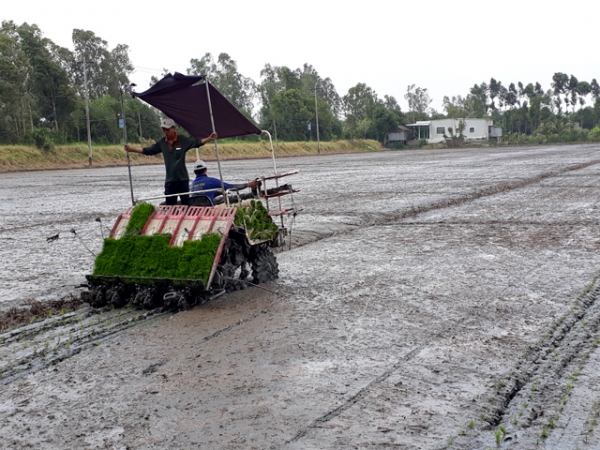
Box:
[427,119,492,144]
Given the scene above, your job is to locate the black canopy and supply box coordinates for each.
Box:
[128,72,261,140]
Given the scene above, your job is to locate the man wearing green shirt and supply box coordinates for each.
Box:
[125,118,218,205]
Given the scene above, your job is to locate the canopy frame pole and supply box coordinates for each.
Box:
[205,79,229,206]
[261,130,283,227]
[120,88,135,206]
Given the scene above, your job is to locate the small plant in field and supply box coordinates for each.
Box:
[469,420,475,428]
[459,430,466,435]
[495,428,501,444]
[522,402,528,408]
[513,417,518,425]
[549,418,555,429]
[498,425,507,435]
[65,343,70,350]
[448,438,453,445]
[541,428,547,438]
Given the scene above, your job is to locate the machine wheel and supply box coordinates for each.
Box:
[215,238,251,292]
[251,247,279,284]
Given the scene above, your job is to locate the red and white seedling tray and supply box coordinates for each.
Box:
[109,206,135,239]
[141,205,173,236]
[202,208,237,287]
[170,206,209,247]
[159,205,188,236]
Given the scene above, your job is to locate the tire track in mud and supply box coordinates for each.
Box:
[446,279,600,449]
[288,159,600,446]
[0,306,169,386]
[292,159,600,248]
[288,312,475,444]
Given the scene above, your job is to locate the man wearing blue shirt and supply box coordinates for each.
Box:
[190,160,258,204]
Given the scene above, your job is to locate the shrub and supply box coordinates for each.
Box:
[30,128,54,151]
[588,126,600,142]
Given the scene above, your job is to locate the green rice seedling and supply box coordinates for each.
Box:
[459,430,466,435]
[448,438,453,445]
[541,428,547,438]
[518,411,523,417]
[469,420,475,429]
[495,428,501,444]
[65,343,70,349]
[522,402,528,408]
[45,342,49,349]
[549,418,555,429]
[513,417,518,425]
[498,425,507,435]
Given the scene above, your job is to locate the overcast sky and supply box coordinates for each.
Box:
[6,0,600,113]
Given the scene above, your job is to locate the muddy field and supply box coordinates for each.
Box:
[2,144,600,449]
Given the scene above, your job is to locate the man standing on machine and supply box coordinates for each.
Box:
[125,117,217,205]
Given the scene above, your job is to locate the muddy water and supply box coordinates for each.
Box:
[2,145,600,448]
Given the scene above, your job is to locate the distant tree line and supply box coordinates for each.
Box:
[2,20,600,148]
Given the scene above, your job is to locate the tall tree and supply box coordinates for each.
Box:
[404,84,432,121]
[551,72,569,115]
[16,23,76,133]
[343,83,378,128]
[188,52,255,117]
[71,29,133,99]
[0,21,35,142]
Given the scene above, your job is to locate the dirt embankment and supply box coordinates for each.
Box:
[0,139,381,173]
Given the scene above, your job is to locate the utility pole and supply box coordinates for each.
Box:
[314,81,320,154]
[137,111,143,142]
[83,58,93,166]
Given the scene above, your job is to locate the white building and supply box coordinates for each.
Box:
[405,118,501,144]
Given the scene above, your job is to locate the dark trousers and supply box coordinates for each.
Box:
[164,180,190,205]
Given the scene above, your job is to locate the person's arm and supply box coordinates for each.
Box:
[125,142,161,155]
[190,132,219,148]
[124,144,143,154]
